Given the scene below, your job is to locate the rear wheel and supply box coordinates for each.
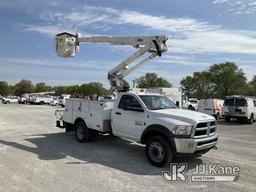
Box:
[39,101,44,105]
[145,136,173,167]
[248,114,254,124]
[75,121,94,143]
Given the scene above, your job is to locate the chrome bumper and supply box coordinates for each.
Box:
[174,134,218,153]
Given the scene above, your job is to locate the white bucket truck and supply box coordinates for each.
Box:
[55,32,218,167]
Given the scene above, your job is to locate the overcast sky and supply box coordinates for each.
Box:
[0,0,256,88]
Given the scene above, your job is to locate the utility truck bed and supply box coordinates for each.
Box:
[63,99,115,132]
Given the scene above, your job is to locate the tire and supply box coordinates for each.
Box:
[75,121,94,143]
[145,136,173,167]
[39,101,44,105]
[7,101,10,104]
[248,114,254,124]
[225,116,230,122]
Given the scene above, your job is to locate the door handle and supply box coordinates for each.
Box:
[116,112,122,115]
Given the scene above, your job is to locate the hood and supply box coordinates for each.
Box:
[150,108,215,125]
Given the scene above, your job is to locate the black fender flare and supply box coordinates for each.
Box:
[140,124,176,152]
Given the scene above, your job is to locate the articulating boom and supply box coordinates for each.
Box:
[55,32,168,92]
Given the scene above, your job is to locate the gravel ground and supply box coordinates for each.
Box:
[0,103,255,192]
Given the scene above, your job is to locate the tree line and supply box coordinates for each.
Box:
[181,62,256,99]
[0,80,110,97]
[0,62,255,99]
[0,73,172,97]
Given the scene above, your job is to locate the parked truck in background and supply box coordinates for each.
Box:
[55,32,218,167]
[28,91,55,105]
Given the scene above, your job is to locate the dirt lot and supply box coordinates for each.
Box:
[0,103,255,192]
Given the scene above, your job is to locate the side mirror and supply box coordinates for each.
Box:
[126,106,144,112]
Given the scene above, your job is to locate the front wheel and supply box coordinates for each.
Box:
[248,114,254,124]
[145,136,173,167]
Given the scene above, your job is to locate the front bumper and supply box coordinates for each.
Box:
[174,134,218,153]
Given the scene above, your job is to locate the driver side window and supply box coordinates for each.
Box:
[118,95,143,111]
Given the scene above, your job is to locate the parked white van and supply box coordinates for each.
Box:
[223,96,256,124]
[198,99,224,120]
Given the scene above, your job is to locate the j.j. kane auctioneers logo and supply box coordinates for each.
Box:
[162,163,240,182]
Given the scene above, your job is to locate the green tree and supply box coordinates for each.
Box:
[8,85,15,95]
[181,62,247,99]
[35,82,51,92]
[0,81,9,96]
[79,82,108,96]
[180,76,194,98]
[53,86,68,95]
[248,76,256,96]
[53,83,109,96]
[14,79,34,96]
[181,71,214,99]
[136,73,172,88]
[209,62,247,98]
[65,85,80,94]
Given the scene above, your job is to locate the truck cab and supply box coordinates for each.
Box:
[56,92,218,167]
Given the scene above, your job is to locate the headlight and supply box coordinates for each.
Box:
[171,125,192,135]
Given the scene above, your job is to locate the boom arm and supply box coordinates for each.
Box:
[55,32,168,92]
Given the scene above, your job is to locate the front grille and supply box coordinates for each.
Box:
[194,130,207,136]
[197,122,207,128]
[193,121,216,138]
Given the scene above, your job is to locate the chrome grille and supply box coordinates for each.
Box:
[193,121,216,138]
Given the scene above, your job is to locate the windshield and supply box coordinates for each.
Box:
[139,95,177,110]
